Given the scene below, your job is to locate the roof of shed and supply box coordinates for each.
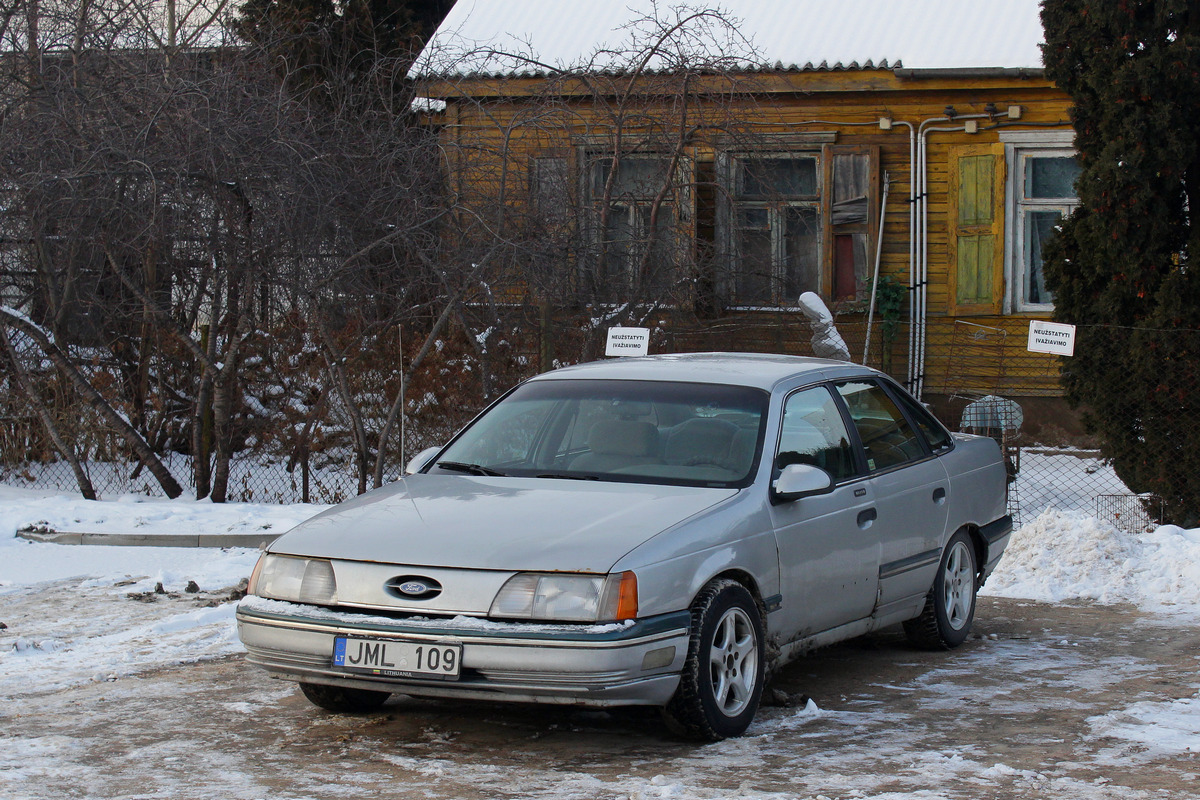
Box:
[411,0,1046,78]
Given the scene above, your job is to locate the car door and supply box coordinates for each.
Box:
[833,380,951,613]
[769,385,880,641]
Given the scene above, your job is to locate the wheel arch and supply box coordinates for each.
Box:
[703,568,767,613]
[961,523,988,582]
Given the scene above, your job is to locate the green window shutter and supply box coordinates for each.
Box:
[958,155,994,227]
[949,146,1005,314]
[956,234,994,303]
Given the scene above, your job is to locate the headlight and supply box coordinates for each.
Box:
[489,571,637,622]
[249,554,338,605]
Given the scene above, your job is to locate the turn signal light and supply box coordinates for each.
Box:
[613,571,638,621]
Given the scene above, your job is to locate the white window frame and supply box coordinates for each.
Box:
[1001,130,1080,313]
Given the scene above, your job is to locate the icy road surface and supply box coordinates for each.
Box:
[3,593,1200,800]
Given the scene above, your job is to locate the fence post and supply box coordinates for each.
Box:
[301,447,310,505]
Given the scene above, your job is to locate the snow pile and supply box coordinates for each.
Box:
[983,509,1200,615]
[0,540,261,593]
[0,483,324,546]
[0,485,321,696]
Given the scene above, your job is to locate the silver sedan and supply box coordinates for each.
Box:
[236,353,1011,740]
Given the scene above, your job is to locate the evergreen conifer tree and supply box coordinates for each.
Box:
[1041,0,1200,525]
[234,0,454,91]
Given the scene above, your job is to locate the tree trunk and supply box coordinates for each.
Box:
[317,318,371,495]
[0,307,182,498]
[209,358,236,503]
[209,306,253,503]
[372,297,458,488]
[193,324,213,499]
[0,326,96,500]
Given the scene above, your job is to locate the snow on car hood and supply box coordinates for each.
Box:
[269,474,738,573]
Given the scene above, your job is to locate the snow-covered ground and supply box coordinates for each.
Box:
[0,483,325,696]
[4,483,1200,796]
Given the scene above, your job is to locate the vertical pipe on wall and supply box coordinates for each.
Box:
[914,115,990,399]
[863,172,892,364]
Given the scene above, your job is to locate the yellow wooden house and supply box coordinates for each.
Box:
[412,0,1078,433]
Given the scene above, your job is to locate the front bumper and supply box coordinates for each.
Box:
[235,597,690,707]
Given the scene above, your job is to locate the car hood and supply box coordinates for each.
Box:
[270,474,738,573]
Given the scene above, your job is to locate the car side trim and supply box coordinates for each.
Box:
[878,548,942,581]
[980,515,1014,544]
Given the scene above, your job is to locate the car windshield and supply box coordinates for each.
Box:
[432,379,769,488]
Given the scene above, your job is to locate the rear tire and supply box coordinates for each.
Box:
[299,682,391,712]
[904,530,977,650]
[663,580,765,741]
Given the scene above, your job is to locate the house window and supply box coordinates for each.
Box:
[719,145,876,306]
[1001,131,1081,313]
[1014,150,1081,310]
[584,154,682,294]
[729,154,820,304]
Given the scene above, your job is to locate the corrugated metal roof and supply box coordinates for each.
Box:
[412,0,1045,78]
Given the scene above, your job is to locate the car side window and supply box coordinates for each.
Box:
[835,381,926,472]
[889,385,954,452]
[777,386,858,481]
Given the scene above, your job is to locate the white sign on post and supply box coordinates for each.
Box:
[1027,320,1076,356]
[605,327,650,357]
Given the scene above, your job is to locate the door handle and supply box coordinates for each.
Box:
[933,487,947,504]
[857,508,877,528]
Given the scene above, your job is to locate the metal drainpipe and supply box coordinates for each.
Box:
[915,114,990,399]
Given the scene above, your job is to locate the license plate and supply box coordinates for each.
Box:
[333,637,461,680]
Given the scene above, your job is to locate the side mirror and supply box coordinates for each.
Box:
[771,463,833,503]
[405,446,442,475]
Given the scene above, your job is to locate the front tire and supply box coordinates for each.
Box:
[904,530,978,649]
[663,580,765,740]
[299,682,391,712]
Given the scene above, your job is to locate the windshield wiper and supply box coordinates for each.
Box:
[536,472,601,481]
[436,461,507,477]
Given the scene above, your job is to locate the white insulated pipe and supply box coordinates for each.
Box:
[913,114,990,399]
[863,171,892,364]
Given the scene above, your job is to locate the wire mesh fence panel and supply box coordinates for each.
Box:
[0,413,461,505]
[1095,494,1163,533]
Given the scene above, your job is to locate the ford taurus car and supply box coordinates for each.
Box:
[236,353,1011,740]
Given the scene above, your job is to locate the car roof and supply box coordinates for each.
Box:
[530,352,880,392]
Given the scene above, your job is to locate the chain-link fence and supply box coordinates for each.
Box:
[3,311,1195,533]
[0,420,438,506]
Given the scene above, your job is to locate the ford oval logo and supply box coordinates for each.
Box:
[386,575,442,600]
